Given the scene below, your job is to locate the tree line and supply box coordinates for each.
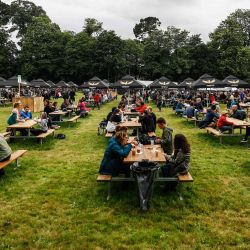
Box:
[0,1,250,84]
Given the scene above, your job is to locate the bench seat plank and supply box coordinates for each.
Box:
[37,129,55,139]
[178,173,193,182]
[68,115,80,122]
[97,174,112,181]
[0,150,27,169]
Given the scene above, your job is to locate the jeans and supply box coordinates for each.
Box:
[219,126,233,134]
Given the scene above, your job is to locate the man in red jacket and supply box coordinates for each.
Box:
[217,110,234,133]
[93,92,101,110]
[135,101,147,114]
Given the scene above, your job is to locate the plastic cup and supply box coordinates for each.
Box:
[150,140,154,145]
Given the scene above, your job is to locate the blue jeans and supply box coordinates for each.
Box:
[220,126,233,134]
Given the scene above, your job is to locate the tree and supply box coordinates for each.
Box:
[0,28,17,78]
[0,1,11,26]
[9,0,47,39]
[65,31,96,82]
[19,16,72,81]
[123,39,144,78]
[133,17,161,40]
[94,30,124,81]
[83,18,103,36]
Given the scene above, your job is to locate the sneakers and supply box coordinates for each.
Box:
[241,138,248,143]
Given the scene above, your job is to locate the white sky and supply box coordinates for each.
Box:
[3,0,250,41]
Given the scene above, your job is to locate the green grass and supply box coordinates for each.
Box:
[0,95,249,249]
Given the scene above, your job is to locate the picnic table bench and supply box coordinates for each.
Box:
[67,115,81,127]
[0,150,27,171]
[205,127,240,143]
[97,145,193,200]
[36,129,55,145]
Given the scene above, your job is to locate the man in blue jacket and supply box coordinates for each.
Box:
[20,106,32,120]
[199,105,219,129]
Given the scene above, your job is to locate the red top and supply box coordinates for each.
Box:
[209,95,215,103]
[78,101,90,111]
[94,94,100,102]
[217,115,234,128]
[135,104,147,114]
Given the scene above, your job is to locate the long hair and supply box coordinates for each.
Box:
[114,130,128,145]
[174,134,190,156]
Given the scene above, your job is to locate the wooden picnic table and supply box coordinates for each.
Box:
[118,119,141,137]
[7,120,37,137]
[123,111,140,117]
[240,103,250,121]
[49,110,71,123]
[124,145,165,164]
[227,117,250,134]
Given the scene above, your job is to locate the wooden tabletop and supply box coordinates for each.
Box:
[119,120,141,128]
[124,111,140,115]
[49,110,68,115]
[227,117,250,127]
[240,103,250,108]
[124,145,165,163]
[7,120,37,129]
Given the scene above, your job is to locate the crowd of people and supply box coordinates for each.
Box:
[99,93,191,191]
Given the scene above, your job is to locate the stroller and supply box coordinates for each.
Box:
[97,118,107,135]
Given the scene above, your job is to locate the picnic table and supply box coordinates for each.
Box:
[0,98,11,107]
[123,145,165,164]
[118,119,142,137]
[49,110,71,123]
[240,103,250,121]
[227,117,250,134]
[123,111,140,117]
[7,120,37,137]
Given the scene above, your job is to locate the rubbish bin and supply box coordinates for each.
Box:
[131,161,160,211]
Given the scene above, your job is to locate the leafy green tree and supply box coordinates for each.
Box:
[65,31,96,82]
[0,28,17,78]
[9,0,47,39]
[123,39,144,78]
[19,16,72,81]
[0,1,11,26]
[94,30,124,81]
[83,18,103,36]
[133,17,161,41]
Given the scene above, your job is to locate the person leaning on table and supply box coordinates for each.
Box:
[155,117,173,155]
[217,110,234,134]
[99,128,137,176]
[0,135,12,176]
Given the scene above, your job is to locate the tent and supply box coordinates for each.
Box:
[67,81,78,87]
[30,79,51,88]
[81,76,109,89]
[57,80,69,88]
[113,75,144,89]
[47,80,55,87]
[222,75,250,88]
[4,76,30,88]
[0,77,6,87]
[149,77,177,89]
[192,74,226,89]
[178,78,194,89]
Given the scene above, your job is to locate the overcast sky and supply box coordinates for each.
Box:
[4,0,250,41]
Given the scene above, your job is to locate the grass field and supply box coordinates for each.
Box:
[0,95,249,249]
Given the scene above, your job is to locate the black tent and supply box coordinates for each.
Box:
[4,76,30,88]
[67,81,78,87]
[222,75,250,88]
[30,79,51,88]
[113,75,144,89]
[178,78,194,89]
[0,77,6,87]
[192,74,226,89]
[81,76,108,89]
[149,77,177,89]
[47,80,55,87]
[57,80,69,88]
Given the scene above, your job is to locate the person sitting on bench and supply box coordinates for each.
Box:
[99,129,137,176]
[199,105,219,129]
[186,102,195,118]
[139,110,155,134]
[31,112,48,136]
[230,105,246,121]
[61,99,70,111]
[217,111,234,134]
[0,134,12,176]
[77,98,91,116]
[162,134,191,191]
[175,100,185,115]
[155,117,173,155]
[20,105,32,120]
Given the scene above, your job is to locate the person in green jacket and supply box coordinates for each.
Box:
[155,117,173,155]
[7,103,24,125]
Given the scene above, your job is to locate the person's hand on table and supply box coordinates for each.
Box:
[131,140,138,147]
[155,138,161,144]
